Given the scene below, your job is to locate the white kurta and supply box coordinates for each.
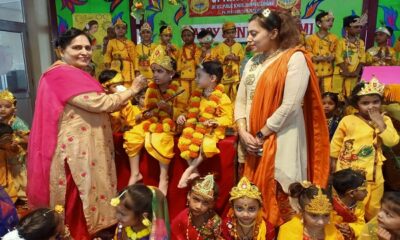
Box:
[235,51,310,192]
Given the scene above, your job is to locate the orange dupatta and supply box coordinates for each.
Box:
[244,48,330,226]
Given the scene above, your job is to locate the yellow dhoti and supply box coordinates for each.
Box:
[144,132,174,165]
[123,124,145,157]
[202,135,220,159]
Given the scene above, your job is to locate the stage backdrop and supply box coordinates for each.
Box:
[376,0,400,46]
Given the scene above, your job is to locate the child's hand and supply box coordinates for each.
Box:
[368,108,386,132]
[143,111,153,119]
[157,100,172,114]
[203,119,218,128]
[335,224,354,239]
[177,115,186,125]
[377,226,392,240]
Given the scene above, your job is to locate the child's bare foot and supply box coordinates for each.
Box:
[128,173,143,185]
[158,179,169,196]
[178,167,194,188]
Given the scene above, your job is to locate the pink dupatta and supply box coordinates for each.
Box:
[27,62,104,207]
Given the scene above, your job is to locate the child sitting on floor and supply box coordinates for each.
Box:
[171,174,222,239]
[110,184,170,240]
[177,60,233,188]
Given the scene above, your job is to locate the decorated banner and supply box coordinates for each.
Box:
[376,0,400,46]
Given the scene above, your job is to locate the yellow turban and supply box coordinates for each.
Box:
[0,90,15,104]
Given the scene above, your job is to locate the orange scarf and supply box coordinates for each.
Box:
[244,47,330,226]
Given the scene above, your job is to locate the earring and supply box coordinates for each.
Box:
[142,216,151,227]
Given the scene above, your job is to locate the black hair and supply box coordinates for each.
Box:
[18,208,61,240]
[315,10,330,23]
[132,87,148,105]
[159,25,169,35]
[197,29,215,39]
[249,9,300,49]
[332,168,366,196]
[343,15,360,28]
[386,26,394,36]
[289,182,331,210]
[198,61,223,83]
[54,28,91,50]
[189,176,220,201]
[322,92,339,107]
[0,123,13,137]
[120,184,153,221]
[381,191,400,215]
[350,82,383,107]
[83,20,99,32]
[98,69,118,84]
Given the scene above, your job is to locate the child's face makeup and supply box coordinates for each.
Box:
[116,198,141,228]
[232,197,260,225]
[188,192,214,217]
[195,68,214,89]
[356,94,382,119]
[322,96,336,115]
[303,211,330,229]
[375,32,389,45]
[141,30,152,42]
[182,30,195,45]
[0,99,15,119]
[115,25,127,38]
[151,64,173,85]
[377,201,400,231]
[161,33,172,44]
[319,18,334,30]
[223,29,236,40]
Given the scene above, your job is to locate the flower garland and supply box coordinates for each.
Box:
[125,226,151,240]
[142,80,180,133]
[178,84,225,160]
[225,210,262,240]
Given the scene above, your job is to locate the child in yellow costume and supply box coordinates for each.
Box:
[221,177,276,239]
[0,90,29,203]
[218,22,244,102]
[333,14,367,98]
[278,182,344,240]
[150,25,178,63]
[123,56,186,196]
[331,78,400,220]
[177,25,202,103]
[366,26,397,66]
[306,11,338,92]
[135,23,156,80]
[176,61,232,188]
[198,29,219,62]
[104,18,136,87]
[359,191,400,240]
[331,168,367,239]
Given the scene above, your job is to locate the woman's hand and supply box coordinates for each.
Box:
[238,129,259,155]
[130,75,147,94]
[177,114,186,125]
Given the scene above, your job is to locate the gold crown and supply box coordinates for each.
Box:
[357,76,385,96]
[350,12,368,27]
[305,187,332,215]
[161,26,173,35]
[141,22,152,33]
[102,73,124,88]
[0,90,15,104]
[192,174,215,200]
[114,18,127,27]
[151,55,174,72]
[229,177,262,203]
[321,11,334,21]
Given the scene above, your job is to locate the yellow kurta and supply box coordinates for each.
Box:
[0,150,17,202]
[366,46,397,66]
[277,215,344,240]
[358,217,380,240]
[331,115,400,219]
[333,38,366,97]
[331,195,366,238]
[123,82,187,164]
[135,43,157,79]
[149,44,179,64]
[50,92,129,234]
[104,38,136,86]
[218,42,245,101]
[110,102,142,133]
[305,33,338,92]
[177,44,202,103]
[202,45,220,62]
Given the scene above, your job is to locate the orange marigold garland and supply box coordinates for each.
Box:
[142,80,180,133]
[178,84,225,160]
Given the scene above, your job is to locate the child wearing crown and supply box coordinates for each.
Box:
[332,14,367,98]
[123,55,186,195]
[218,22,244,102]
[104,18,136,87]
[278,182,344,240]
[171,174,222,239]
[221,177,275,239]
[331,78,400,220]
[150,25,178,63]
[177,25,202,103]
[176,60,233,188]
[366,26,397,66]
[135,23,157,80]
[0,90,29,203]
[305,11,338,92]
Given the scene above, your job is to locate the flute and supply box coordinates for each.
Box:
[142,89,185,115]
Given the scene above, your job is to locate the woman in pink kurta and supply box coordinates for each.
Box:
[27,28,146,239]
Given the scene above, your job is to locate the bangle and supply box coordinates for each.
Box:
[236,119,247,131]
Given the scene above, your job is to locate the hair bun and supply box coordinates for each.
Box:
[289,182,306,198]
